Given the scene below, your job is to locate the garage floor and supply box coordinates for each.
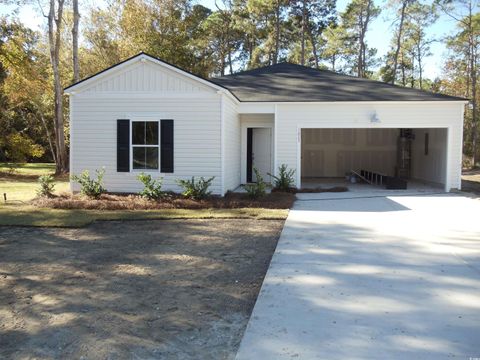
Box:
[235,193,480,360]
[302,177,444,192]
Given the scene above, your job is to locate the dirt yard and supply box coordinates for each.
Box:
[462,168,480,194]
[0,219,284,360]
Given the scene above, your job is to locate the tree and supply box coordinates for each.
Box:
[406,2,438,88]
[341,0,380,77]
[47,0,68,174]
[389,0,414,84]
[0,19,54,163]
[72,0,80,82]
[381,1,437,87]
[289,0,336,67]
[321,24,348,71]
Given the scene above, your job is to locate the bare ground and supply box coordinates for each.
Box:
[0,219,284,360]
[462,169,480,194]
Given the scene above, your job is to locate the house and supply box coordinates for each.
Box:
[64,52,467,195]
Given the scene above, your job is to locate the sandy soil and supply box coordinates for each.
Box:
[0,219,284,360]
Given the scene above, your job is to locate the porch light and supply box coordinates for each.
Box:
[370,112,380,123]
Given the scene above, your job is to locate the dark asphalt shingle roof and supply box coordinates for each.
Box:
[210,62,466,102]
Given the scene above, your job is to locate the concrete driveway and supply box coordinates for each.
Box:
[236,192,480,360]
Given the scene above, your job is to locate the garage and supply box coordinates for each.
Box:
[300,127,448,189]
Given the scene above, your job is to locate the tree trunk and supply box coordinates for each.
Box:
[307,24,319,68]
[301,0,306,65]
[416,42,423,89]
[358,0,373,78]
[48,0,68,174]
[392,0,408,84]
[466,1,478,166]
[228,49,233,74]
[273,0,280,64]
[39,111,57,164]
[72,0,80,82]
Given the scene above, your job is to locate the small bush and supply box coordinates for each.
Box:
[71,168,106,199]
[37,175,55,198]
[176,176,215,200]
[244,168,267,199]
[137,173,164,200]
[269,164,295,192]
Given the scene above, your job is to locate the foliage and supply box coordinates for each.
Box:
[244,168,267,199]
[340,0,381,77]
[36,175,55,198]
[176,176,215,200]
[0,0,477,169]
[0,132,45,163]
[137,173,165,200]
[71,168,106,199]
[269,164,296,191]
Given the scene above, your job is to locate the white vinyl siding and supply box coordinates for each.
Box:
[222,95,241,192]
[275,102,464,191]
[79,61,216,94]
[70,96,223,194]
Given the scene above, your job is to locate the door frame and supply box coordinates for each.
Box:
[296,125,451,192]
[241,122,274,184]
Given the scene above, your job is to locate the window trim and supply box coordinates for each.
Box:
[129,119,160,172]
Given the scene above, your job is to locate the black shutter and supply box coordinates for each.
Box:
[161,119,174,173]
[117,119,130,172]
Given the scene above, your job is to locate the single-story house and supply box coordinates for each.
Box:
[65,52,467,195]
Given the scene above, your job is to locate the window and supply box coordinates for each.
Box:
[132,121,159,170]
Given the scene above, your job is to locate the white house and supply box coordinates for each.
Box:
[65,52,467,195]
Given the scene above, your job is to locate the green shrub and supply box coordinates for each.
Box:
[269,164,296,192]
[36,175,55,198]
[137,173,164,200]
[176,176,215,200]
[244,168,267,199]
[71,168,106,199]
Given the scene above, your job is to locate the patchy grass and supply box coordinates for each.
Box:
[0,204,288,227]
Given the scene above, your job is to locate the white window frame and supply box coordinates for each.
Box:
[130,119,160,172]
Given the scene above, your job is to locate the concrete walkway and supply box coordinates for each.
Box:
[236,193,480,360]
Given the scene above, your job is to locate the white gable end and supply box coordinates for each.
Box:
[67,55,219,95]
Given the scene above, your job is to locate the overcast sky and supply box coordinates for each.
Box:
[0,0,466,79]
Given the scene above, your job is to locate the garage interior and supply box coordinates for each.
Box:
[301,128,448,190]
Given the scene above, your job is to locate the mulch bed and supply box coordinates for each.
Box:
[33,191,296,210]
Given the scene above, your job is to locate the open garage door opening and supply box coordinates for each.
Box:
[300,128,448,191]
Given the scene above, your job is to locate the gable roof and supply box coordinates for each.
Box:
[66,53,466,103]
[64,52,229,95]
[210,62,466,102]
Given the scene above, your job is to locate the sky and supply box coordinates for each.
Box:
[0,0,467,79]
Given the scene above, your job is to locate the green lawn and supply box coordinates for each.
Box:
[0,162,59,176]
[0,162,69,202]
[0,162,289,227]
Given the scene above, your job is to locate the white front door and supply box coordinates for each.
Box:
[252,128,272,182]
